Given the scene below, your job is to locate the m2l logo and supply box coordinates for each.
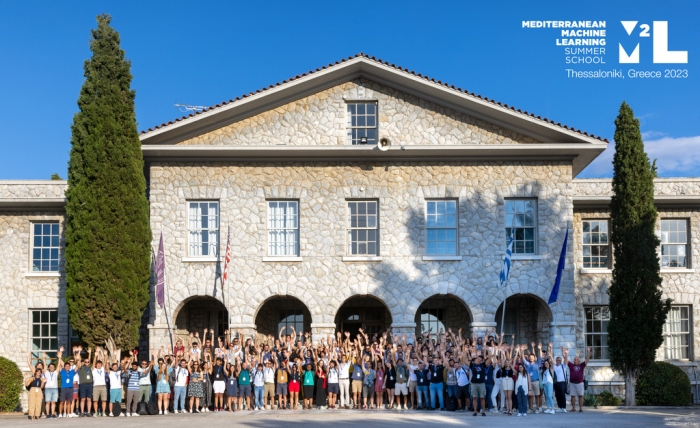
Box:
[619,21,688,64]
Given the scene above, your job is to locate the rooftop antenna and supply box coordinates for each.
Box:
[174,104,208,114]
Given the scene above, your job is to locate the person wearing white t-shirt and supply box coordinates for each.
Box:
[338,356,351,408]
[408,358,419,409]
[91,361,108,416]
[455,361,470,411]
[107,362,123,417]
[43,361,60,418]
[173,360,189,413]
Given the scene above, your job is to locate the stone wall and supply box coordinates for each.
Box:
[573,178,700,197]
[0,180,67,199]
[174,79,540,147]
[147,160,576,351]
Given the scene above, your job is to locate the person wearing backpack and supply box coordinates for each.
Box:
[125,361,141,417]
[172,359,189,414]
[454,361,470,411]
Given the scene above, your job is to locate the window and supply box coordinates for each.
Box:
[661,219,688,268]
[267,201,299,256]
[496,306,518,345]
[662,306,691,360]
[31,309,58,366]
[505,199,537,254]
[582,220,610,268]
[347,102,377,145]
[426,200,457,255]
[347,201,378,256]
[188,201,219,257]
[278,309,304,338]
[32,223,59,271]
[419,308,446,336]
[585,306,610,360]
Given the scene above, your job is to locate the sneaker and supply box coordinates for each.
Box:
[164,410,168,415]
[523,413,527,417]
[473,412,478,416]
[119,413,125,417]
[109,412,113,417]
[133,413,140,417]
[159,410,163,415]
[126,413,131,417]
[562,409,567,413]
[535,409,540,414]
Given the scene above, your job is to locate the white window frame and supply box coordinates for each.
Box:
[425,200,458,256]
[661,305,692,361]
[267,200,300,257]
[505,198,538,254]
[31,222,60,272]
[346,101,378,145]
[660,219,689,269]
[30,309,58,367]
[346,200,379,256]
[585,306,610,360]
[187,201,220,257]
[582,219,611,269]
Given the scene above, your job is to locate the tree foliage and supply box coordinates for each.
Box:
[0,357,23,412]
[608,101,671,405]
[637,362,692,406]
[65,15,151,351]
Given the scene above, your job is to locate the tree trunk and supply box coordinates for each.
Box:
[625,368,636,406]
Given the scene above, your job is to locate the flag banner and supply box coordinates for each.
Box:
[155,232,165,308]
[548,228,569,305]
[222,226,231,294]
[499,231,514,286]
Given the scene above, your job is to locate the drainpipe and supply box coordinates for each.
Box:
[693,366,698,404]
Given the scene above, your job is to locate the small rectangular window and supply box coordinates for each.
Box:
[32,223,60,271]
[188,201,219,257]
[347,102,378,145]
[585,306,610,360]
[31,309,58,366]
[505,199,537,254]
[347,201,379,255]
[661,219,689,268]
[426,200,457,255]
[268,201,299,256]
[582,220,610,268]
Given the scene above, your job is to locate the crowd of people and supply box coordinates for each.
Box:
[23,327,591,420]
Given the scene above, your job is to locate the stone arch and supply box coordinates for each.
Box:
[334,295,393,338]
[172,295,228,339]
[414,294,473,337]
[495,293,552,346]
[254,295,312,337]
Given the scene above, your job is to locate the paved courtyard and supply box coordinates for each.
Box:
[2,408,700,427]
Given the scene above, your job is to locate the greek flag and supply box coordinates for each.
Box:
[499,231,513,286]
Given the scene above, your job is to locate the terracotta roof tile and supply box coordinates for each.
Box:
[142,53,607,143]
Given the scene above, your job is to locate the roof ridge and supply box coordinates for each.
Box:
[142,53,607,143]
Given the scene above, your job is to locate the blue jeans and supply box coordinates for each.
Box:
[543,382,554,410]
[446,384,457,398]
[253,386,264,408]
[516,386,528,414]
[429,382,444,409]
[485,384,494,410]
[174,386,186,411]
[416,385,429,408]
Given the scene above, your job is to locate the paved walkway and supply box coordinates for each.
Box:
[2,408,699,427]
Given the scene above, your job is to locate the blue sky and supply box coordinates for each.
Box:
[0,1,698,179]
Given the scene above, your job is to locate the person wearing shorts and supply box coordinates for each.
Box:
[210,358,227,412]
[59,361,76,418]
[76,356,93,416]
[92,360,108,416]
[275,358,289,410]
[237,362,252,411]
[43,362,59,418]
[326,361,339,409]
[361,362,375,409]
[565,347,590,412]
[351,361,364,409]
[470,357,487,416]
[107,362,123,417]
[522,346,543,413]
[262,360,276,409]
[394,360,409,409]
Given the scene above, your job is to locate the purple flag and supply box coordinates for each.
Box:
[155,232,165,308]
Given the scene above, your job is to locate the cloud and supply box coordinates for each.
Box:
[579,135,700,178]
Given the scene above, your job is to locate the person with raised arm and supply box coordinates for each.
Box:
[154,347,173,415]
[565,346,590,412]
[25,368,46,420]
[43,347,62,418]
[210,355,227,412]
[521,341,543,413]
[273,352,289,410]
[224,357,239,412]
[499,344,515,415]
[427,345,446,411]
[90,347,109,416]
[553,345,568,413]
[541,355,556,414]
[75,347,94,417]
[514,356,532,417]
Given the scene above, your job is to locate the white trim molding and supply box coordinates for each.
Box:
[181,257,219,263]
[342,256,383,262]
[422,255,463,261]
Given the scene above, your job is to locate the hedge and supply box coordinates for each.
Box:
[636,361,692,406]
[0,356,23,412]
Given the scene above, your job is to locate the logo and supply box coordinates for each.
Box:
[619,21,688,63]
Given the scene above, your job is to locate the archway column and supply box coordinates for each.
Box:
[549,321,577,357]
[147,324,172,354]
[311,323,336,345]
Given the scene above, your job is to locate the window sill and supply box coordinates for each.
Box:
[422,256,463,261]
[510,255,543,261]
[342,256,383,262]
[661,268,696,274]
[180,257,219,263]
[24,272,61,278]
[262,257,303,262]
[580,268,613,274]
[586,361,611,367]
[663,360,697,367]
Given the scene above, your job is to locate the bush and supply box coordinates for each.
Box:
[0,356,23,412]
[636,362,692,406]
[583,394,599,407]
[598,390,622,406]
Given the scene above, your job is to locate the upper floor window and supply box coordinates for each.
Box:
[585,306,610,360]
[582,220,610,268]
[188,201,219,257]
[426,200,457,255]
[661,219,688,268]
[661,306,691,360]
[505,199,537,254]
[32,223,59,271]
[347,102,377,145]
[267,201,299,256]
[347,201,378,255]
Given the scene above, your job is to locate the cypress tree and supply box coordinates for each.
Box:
[65,15,151,351]
[608,102,670,406]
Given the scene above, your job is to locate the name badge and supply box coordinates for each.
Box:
[242,377,247,382]
[476,374,481,379]
[86,375,91,380]
[389,376,394,381]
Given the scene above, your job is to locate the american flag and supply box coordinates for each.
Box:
[222,226,231,294]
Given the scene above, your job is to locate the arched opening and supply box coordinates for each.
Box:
[495,294,552,346]
[255,296,311,338]
[415,294,472,337]
[174,296,228,339]
[334,296,392,337]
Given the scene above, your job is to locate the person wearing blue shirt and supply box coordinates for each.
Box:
[522,342,543,413]
[59,361,76,418]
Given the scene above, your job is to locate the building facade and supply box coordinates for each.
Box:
[2,55,698,404]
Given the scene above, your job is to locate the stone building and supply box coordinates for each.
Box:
[2,54,699,402]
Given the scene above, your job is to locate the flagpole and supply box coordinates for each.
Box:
[162,228,174,353]
[226,221,231,340]
[500,215,515,339]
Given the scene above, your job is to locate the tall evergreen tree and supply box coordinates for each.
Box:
[608,102,670,406]
[65,15,151,351]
